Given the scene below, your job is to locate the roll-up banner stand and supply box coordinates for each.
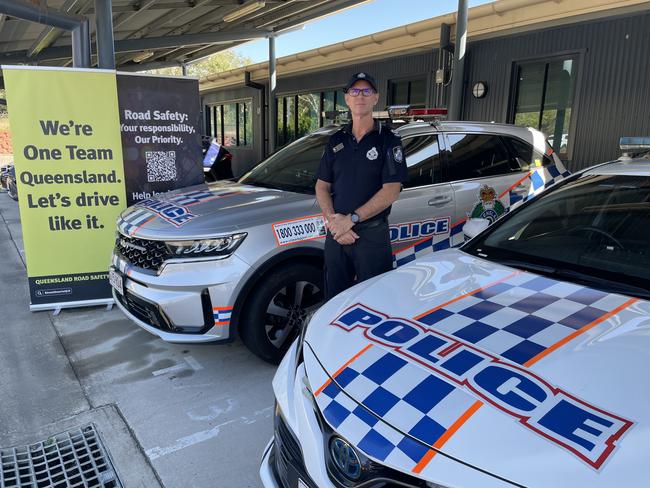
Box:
[3,66,203,311]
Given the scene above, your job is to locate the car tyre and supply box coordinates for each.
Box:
[240,263,323,364]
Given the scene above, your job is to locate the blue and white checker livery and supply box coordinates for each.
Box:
[415,272,631,366]
[305,253,638,474]
[506,164,571,208]
[311,345,478,470]
[392,164,570,268]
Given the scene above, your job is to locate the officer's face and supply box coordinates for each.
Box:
[345,80,379,117]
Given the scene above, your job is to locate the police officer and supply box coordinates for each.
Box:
[316,72,407,300]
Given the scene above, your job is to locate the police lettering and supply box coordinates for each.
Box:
[137,198,196,227]
[333,305,633,469]
[389,218,450,242]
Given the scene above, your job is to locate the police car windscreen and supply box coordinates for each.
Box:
[464,174,650,299]
[239,134,331,194]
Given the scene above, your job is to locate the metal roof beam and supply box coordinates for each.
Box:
[0,28,272,63]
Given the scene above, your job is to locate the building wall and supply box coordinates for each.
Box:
[201,11,650,175]
[463,11,650,170]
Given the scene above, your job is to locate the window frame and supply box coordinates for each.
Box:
[205,98,253,149]
[387,76,427,109]
[507,50,584,162]
[400,133,447,190]
[442,131,525,183]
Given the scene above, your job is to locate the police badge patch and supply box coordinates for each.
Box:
[366,147,378,160]
[392,146,403,163]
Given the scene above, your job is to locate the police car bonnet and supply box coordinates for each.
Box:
[303,249,646,485]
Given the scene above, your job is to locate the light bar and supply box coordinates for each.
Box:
[620,136,650,151]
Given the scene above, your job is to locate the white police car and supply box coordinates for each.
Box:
[111,114,567,363]
[262,153,650,487]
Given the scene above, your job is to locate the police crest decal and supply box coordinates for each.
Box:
[392,146,403,163]
[366,147,378,160]
[470,185,506,223]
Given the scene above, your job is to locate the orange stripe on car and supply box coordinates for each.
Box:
[314,344,374,397]
[499,171,533,199]
[412,401,483,473]
[413,271,521,321]
[524,297,638,367]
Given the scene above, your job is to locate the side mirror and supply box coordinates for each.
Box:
[463,218,490,241]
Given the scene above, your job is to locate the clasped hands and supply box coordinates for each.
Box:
[327,213,359,245]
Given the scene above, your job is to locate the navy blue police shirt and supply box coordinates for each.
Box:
[316,120,407,220]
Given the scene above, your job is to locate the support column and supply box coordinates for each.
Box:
[94,0,115,69]
[268,35,277,153]
[72,17,91,68]
[449,0,468,120]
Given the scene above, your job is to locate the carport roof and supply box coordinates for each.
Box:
[0,0,369,70]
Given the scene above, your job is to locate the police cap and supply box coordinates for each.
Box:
[344,72,378,93]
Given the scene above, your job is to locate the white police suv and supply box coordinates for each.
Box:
[262,152,650,487]
[111,115,567,363]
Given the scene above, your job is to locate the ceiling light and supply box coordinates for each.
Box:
[132,50,155,63]
[223,1,265,23]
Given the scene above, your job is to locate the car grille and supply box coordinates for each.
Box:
[273,406,318,488]
[115,290,178,332]
[115,288,216,335]
[115,235,171,271]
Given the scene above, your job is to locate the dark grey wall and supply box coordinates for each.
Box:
[201,11,650,175]
[463,12,650,170]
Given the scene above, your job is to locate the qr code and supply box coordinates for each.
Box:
[145,151,177,182]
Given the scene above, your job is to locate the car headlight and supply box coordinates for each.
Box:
[166,233,247,259]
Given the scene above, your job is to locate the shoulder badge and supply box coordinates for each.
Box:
[392,146,404,164]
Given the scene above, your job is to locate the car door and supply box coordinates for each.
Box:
[389,132,456,263]
[443,132,530,241]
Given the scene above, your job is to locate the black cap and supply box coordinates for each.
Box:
[344,72,378,93]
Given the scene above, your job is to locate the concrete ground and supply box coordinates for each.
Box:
[0,192,276,487]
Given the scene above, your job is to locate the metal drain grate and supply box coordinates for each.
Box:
[1,424,122,488]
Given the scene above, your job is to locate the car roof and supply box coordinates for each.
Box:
[583,155,650,176]
[317,121,540,138]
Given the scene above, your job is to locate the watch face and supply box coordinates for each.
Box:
[352,213,359,223]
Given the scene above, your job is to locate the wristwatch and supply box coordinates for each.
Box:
[351,212,360,224]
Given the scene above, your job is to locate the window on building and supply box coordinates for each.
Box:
[388,78,426,108]
[402,135,442,188]
[447,133,518,181]
[298,93,320,138]
[206,100,252,148]
[512,57,577,159]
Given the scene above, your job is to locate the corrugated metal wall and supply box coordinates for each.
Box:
[201,11,650,174]
[463,12,650,170]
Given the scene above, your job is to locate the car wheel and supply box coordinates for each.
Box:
[240,263,323,364]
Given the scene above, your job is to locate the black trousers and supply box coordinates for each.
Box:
[324,219,393,300]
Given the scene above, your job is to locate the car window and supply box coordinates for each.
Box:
[446,133,518,181]
[238,133,330,194]
[402,134,441,188]
[504,136,553,171]
[464,174,650,297]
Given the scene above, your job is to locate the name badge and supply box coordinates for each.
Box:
[333,143,344,153]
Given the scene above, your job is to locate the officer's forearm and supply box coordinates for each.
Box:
[356,183,401,222]
[315,179,335,218]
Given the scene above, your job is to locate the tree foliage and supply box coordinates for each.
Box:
[143,50,252,78]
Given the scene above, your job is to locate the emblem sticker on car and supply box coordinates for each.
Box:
[136,198,197,227]
[273,215,326,247]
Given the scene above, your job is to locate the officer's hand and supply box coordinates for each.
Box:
[335,229,359,245]
[329,213,354,238]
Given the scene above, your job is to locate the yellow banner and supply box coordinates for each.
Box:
[4,67,126,307]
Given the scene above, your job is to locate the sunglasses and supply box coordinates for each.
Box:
[346,87,376,97]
